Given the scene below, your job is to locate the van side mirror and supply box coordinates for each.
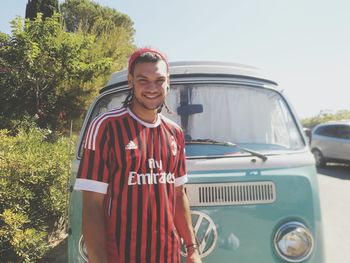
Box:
[177,104,203,115]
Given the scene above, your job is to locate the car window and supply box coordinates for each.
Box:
[315,124,350,139]
[315,125,338,137]
[337,125,350,139]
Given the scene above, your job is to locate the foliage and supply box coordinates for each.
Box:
[61,0,134,36]
[1,1,135,132]
[0,13,113,131]
[0,127,76,262]
[25,0,59,20]
[60,0,135,72]
[301,109,350,128]
[0,1,135,261]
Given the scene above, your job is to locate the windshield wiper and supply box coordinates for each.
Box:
[186,139,268,161]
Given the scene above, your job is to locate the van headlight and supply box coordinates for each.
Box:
[274,222,314,262]
[79,235,88,262]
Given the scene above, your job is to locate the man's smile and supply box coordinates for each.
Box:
[143,94,161,99]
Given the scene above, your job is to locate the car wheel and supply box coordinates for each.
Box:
[312,149,325,167]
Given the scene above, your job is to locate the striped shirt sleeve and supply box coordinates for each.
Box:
[175,130,188,187]
[74,117,111,194]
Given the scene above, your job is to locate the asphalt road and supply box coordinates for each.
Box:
[318,164,350,263]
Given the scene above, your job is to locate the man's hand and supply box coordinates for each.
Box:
[187,249,202,263]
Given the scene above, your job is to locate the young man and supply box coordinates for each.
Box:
[74,47,202,263]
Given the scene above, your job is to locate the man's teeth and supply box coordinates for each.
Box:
[145,95,158,98]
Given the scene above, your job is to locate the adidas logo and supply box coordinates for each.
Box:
[125,140,138,150]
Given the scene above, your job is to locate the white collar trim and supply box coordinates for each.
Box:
[127,107,161,128]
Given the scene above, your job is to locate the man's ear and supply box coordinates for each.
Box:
[127,73,133,87]
[167,74,170,86]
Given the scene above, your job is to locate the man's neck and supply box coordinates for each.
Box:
[128,103,158,124]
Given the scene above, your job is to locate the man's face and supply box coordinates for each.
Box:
[128,60,169,112]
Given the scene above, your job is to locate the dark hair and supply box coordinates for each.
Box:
[123,52,171,114]
[129,52,164,76]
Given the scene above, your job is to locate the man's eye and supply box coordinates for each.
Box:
[157,79,165,84]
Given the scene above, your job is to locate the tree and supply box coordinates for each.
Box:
[1,1,135,131]
[60,0,135,72]
[301,109,350,128]
[25,0,59,20]
[61,0,134,35]
[0,14,113,131]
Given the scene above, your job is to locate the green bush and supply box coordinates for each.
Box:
[0,127,75,262]
[302,109,350,128]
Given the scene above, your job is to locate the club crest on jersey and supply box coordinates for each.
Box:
[125,140,138,150]
[171,136,177,156]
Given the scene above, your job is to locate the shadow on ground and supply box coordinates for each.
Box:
[42,238,68,263]
[317,163,350,180]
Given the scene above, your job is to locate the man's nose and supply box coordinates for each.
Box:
[147,82,158,91]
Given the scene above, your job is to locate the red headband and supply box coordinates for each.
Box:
[128,47,169,73]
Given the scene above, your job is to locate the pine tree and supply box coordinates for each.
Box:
[25,0,36,20]
[41,0,59,18]
[25,0,59,20]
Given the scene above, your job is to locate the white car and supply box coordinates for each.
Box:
[311,120,350,166]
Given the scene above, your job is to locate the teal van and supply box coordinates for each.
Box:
[68,61,324,262]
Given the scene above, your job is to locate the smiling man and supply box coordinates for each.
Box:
[74,47,201,263]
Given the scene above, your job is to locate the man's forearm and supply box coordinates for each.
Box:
[174,186,197,246]
[82,191,108,263]
[174,186,202,263]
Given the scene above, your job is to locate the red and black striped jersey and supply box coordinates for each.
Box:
[74,107,188,263]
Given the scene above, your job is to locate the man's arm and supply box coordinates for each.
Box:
[82,191,108,263]
[174,186,202,263]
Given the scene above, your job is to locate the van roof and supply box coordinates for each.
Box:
[101,61,277,93]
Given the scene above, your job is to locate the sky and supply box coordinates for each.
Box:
[1,0,350,118]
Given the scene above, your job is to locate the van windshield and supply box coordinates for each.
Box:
[162,84,304,156]
[80,83,304,158]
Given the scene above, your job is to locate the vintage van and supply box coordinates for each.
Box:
[68,61,324,262]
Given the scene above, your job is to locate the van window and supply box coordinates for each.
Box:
[164,84,304,154]
[78,83,304,158]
